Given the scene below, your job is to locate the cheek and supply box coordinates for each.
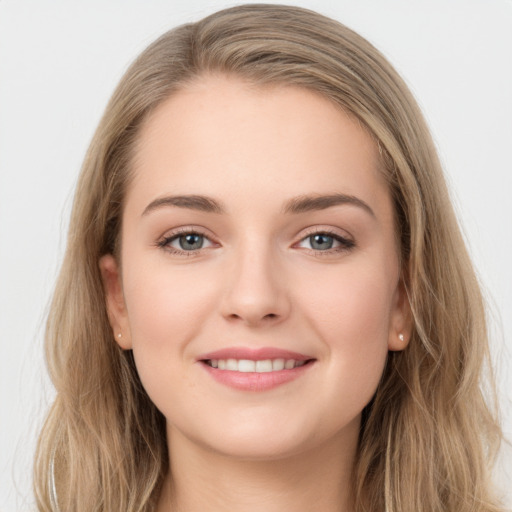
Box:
[123,258,216,341]
[299,262,393,407]
[121,259,219,402]
[304,259,394,340]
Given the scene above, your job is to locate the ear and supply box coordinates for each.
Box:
[99,254,132,350]
[388,275,413,351]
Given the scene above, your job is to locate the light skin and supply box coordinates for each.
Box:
[100,75,411,511]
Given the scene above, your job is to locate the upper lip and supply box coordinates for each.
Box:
[198,347,314,362]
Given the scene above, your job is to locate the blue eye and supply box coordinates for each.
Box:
[158,230,214,254]
[297,231,354,253]
[175,233,204,251]
[158,228,353,256]
[309,234,335,250]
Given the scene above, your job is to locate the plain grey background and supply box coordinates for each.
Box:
[1,1,511,510]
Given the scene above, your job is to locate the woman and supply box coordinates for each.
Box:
[34,4,505,511]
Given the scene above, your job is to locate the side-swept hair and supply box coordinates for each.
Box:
[34,4,503,511]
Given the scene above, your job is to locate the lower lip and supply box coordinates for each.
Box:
[200,361,314,391]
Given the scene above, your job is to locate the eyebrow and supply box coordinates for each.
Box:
[142,193,375,218]
[142,195,225,216]
[282,193,375,218]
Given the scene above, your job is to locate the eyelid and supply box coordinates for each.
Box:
[293,226,355,254]
[297,225,354,242]
[156,225,355,257]
[156,226,219,256]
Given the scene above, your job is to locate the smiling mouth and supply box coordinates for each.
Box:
[199,349,316,391]
[201,358,315,372]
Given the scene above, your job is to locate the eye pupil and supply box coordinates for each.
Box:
[180,234,203,250]
[310,234,333,250]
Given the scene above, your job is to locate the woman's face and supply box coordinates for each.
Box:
[101,75,410,460]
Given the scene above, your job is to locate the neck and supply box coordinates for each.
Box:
[157,420,359,512]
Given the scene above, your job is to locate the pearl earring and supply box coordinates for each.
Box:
[117,333,122,339]
[398,333,404,342]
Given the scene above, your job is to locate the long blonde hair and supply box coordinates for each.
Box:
[34,4,504,511]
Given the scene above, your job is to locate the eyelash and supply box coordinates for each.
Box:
[156,227,355,257]
[156,227,215,257]
[297,228,355,257]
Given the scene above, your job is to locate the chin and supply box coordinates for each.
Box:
[204,433,315,461]
[169,408,360,462]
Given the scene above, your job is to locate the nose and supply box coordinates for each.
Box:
[219,243,291,327]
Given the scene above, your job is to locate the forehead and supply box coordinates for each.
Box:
[128,75,389,216]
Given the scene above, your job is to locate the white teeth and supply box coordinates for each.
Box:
[226,359,238,371]
[255,360,273,372]
[238,359,255,372]
[272,358,285,371]
[207,358,308,372]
